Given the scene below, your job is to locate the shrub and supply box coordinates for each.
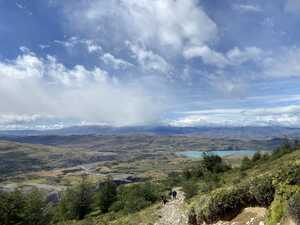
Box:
[274,164,300,185]
[0,189,51,225]
[182,180,198,199]
[288,191,300,223]
[57,176,94,220]
[195,176,275,224]
[167,171,182,186]
[97,178,117,213]
[202,153,230,173]
[240,156,252,170]
[252,151,262,162]
[198,186,250,224]
[248,176,275,207]
[111,182,159,213]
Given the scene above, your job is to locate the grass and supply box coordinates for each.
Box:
[188,147,300,224]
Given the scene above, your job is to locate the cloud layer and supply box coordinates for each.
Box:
[0,50,170,129]
[0,0,300,129]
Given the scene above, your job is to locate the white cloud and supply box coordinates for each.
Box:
[128,42,172,74]
[170,105,300,127]
[84,40,102,53]
[226,47,262,65]
[101,53,133,70]
[262,47,300,78]
[183,46,263,68]
[54,37,102,54]
[183,46,229,68]
[233,4,262,13]
[0,50,170,128]
[61,0,217,54]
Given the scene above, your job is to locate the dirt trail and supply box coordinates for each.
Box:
[212,207,267,225]
[154,188,188,225]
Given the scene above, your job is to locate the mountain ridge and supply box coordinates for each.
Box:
[1,125,300,139]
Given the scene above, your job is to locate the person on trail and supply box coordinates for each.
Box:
[161,195,167,205]
[172,190,177,199]
[169,190,173,199]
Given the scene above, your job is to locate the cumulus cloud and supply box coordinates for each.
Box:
[128,42,172,74]
[184,46,263,68]
[60,0,217,56]
[170,105,300,127]
[0,50,171,129]
[101,53,133,70]
[183,46,229,68]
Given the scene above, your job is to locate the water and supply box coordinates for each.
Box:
[176,150,258,158]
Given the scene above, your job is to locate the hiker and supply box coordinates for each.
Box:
[172,190,177,199]
[161,195,167,205]
[169,190,173,199]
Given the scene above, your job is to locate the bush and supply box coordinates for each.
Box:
[248,176,275,207]
[110,182,159,213]
[240,156,252,170]
[182,180,198,199]
[167,171,182,186]
[202,153,231,173]
[0,189,51,225]
[288,191,300,223]
[252,151,262,162]
[274,164,300,185]
[198,186,250,224]
[195,176,275,224]
[97,178,117,213]
[57,176,94,220]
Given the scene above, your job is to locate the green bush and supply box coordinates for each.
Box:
[240,156,252,170]
[274,164,300,185]
[97,178,117,213]
[198,186,250,224]
[167,171,183,186]
[182,180,198,199]
[288,191,300,223]
[252,151,262,162]
[248,176,275,207]
[0,189,51,225]
[57,176,94,220]
[202,153,231,173]
[110,182,159,213]
[195,176,275,224]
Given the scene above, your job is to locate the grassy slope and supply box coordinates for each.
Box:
[57,148,299,225]
[189,148,300,225]
[111,148,299,225]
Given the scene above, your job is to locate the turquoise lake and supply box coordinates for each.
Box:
[176,150,258,158]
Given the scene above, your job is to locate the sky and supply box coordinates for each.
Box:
[0,0,300,129]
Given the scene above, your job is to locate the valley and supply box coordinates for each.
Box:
[0,134,286,195]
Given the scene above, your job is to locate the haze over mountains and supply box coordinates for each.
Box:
[1,125,300,139]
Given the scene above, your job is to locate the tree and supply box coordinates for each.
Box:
[57,176,93,220]
[252,151,262,162]
[97,177,117,213]
[202,153,230,173]
[0,189,51,225]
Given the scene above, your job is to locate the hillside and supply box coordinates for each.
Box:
[0,138,299,225]
[50,144,300,225]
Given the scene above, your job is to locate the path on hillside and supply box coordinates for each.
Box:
[154,188,188,225]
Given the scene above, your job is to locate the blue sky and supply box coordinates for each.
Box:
[0,0,300,129]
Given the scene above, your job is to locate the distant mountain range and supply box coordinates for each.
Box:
[1,125,300,139]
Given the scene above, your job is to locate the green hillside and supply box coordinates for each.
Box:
[55,144,300,225]
[1,143,299,225]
